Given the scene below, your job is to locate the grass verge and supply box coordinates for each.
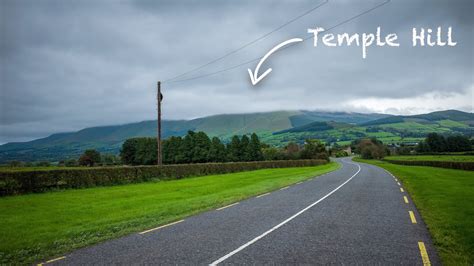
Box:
[0,162,338,264]
[354,157,474,265]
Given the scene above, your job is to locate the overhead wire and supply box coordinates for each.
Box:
[165,0,391,84]
[162,0,329,83]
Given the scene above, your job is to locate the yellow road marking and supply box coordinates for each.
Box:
[256,192,270,198]
[139,220,184,234]
[404,196,409,204]
[397,182,401,186]
[216,202,239,211]
[400,188,404,192]
[409,211,417,224]
[418,242,431,265]
[37,256,66,265]
[280,186,289,190]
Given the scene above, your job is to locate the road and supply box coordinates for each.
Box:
[46,158,439,265]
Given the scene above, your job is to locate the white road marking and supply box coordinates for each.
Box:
[256,193,270,198]
[280,186,289,190]
[397,182,401,186]
[139,220,184,235]
[210,160,361,265]
[37,256,66,265]
[216,202,239,211]
[296,182,303,185]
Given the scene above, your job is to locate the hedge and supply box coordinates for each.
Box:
[0,159,328,196]
[383,159,474,171]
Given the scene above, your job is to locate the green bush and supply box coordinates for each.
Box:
[0,159,328,196]
[383,159,474,171]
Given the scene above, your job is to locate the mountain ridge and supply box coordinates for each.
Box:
[1,110,472,162]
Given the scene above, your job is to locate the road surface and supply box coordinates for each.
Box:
[45,158,439,265]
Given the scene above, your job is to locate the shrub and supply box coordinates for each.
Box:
[0,159,328,196]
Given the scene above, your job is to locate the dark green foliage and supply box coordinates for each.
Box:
[353,138,388,159]
[120,138,139,165]
[334,151,349,157]
[416,133,472,153]
[78,149,101,167]
[101,154,121,166]
[208,137,227,162]
[446,135,472,152]
[300,139,329,160]
[227,136,242,162]
[65,159,77,167]
[426,133,447,152]
[123,131,265,165]
[284,142,300,160]
[0,159,328,196]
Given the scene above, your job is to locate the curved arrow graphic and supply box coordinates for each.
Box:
[248,38,303,85]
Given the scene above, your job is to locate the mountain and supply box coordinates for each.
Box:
[0,111,389,162]
[1,110,472,163]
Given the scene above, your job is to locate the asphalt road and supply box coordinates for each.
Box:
[47,158,439,265]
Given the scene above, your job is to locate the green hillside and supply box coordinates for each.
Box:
[1,110,472,163]
[267,110,474,146]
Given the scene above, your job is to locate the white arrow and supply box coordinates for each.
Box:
[248,38,303,85]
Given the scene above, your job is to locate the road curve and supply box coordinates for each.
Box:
[48,158,440,265]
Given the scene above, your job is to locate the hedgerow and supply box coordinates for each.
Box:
[0,160,327,196]
[383,159,474,171]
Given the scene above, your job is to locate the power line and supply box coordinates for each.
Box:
[166,0,390,84]
[163,0,329,83]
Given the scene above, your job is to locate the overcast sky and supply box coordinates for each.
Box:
[0,0,473,143]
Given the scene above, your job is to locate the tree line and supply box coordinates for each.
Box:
[120,131,329,165]
[416,133,472,153]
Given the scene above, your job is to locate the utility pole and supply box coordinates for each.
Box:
[157,81,163,165]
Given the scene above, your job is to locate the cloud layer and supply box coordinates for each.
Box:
[1,0,473,143]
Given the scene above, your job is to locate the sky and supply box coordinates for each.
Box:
[0,0,473,143]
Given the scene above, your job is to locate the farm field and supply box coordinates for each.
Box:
[355,158,474,265]
[0,163,338,264]
[385,155,474,162]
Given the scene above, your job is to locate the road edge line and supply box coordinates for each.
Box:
[210,159,361,265]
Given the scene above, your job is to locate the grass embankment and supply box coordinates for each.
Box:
[0,162,338,264]
[385,155,474,162]
[355,158,474,265]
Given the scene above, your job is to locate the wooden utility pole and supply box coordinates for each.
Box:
[157,81,162,165]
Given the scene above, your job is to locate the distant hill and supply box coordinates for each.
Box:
[1,110,472,163]
[0,110,389,162]
[269,110,473,147]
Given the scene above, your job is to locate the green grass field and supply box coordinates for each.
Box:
[0,163,338,264]
[385,155,474,162]
[355,158,474,265]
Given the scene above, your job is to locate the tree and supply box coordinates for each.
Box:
[354,138,387,159]
[284,142,300,160]
[208,137,227,162]
[121,138,139,165]
[102,154,120,165]
[192,132,211,163]
[446,135,472,152]
[240,135,251,161]
[227,135,242,162]
[262,147,281,161]
[300,139,328,160]
[425,133,446,152]
[248,133,264,161]
[78,149,101,167]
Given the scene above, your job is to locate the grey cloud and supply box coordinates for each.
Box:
[0,0,473,143]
